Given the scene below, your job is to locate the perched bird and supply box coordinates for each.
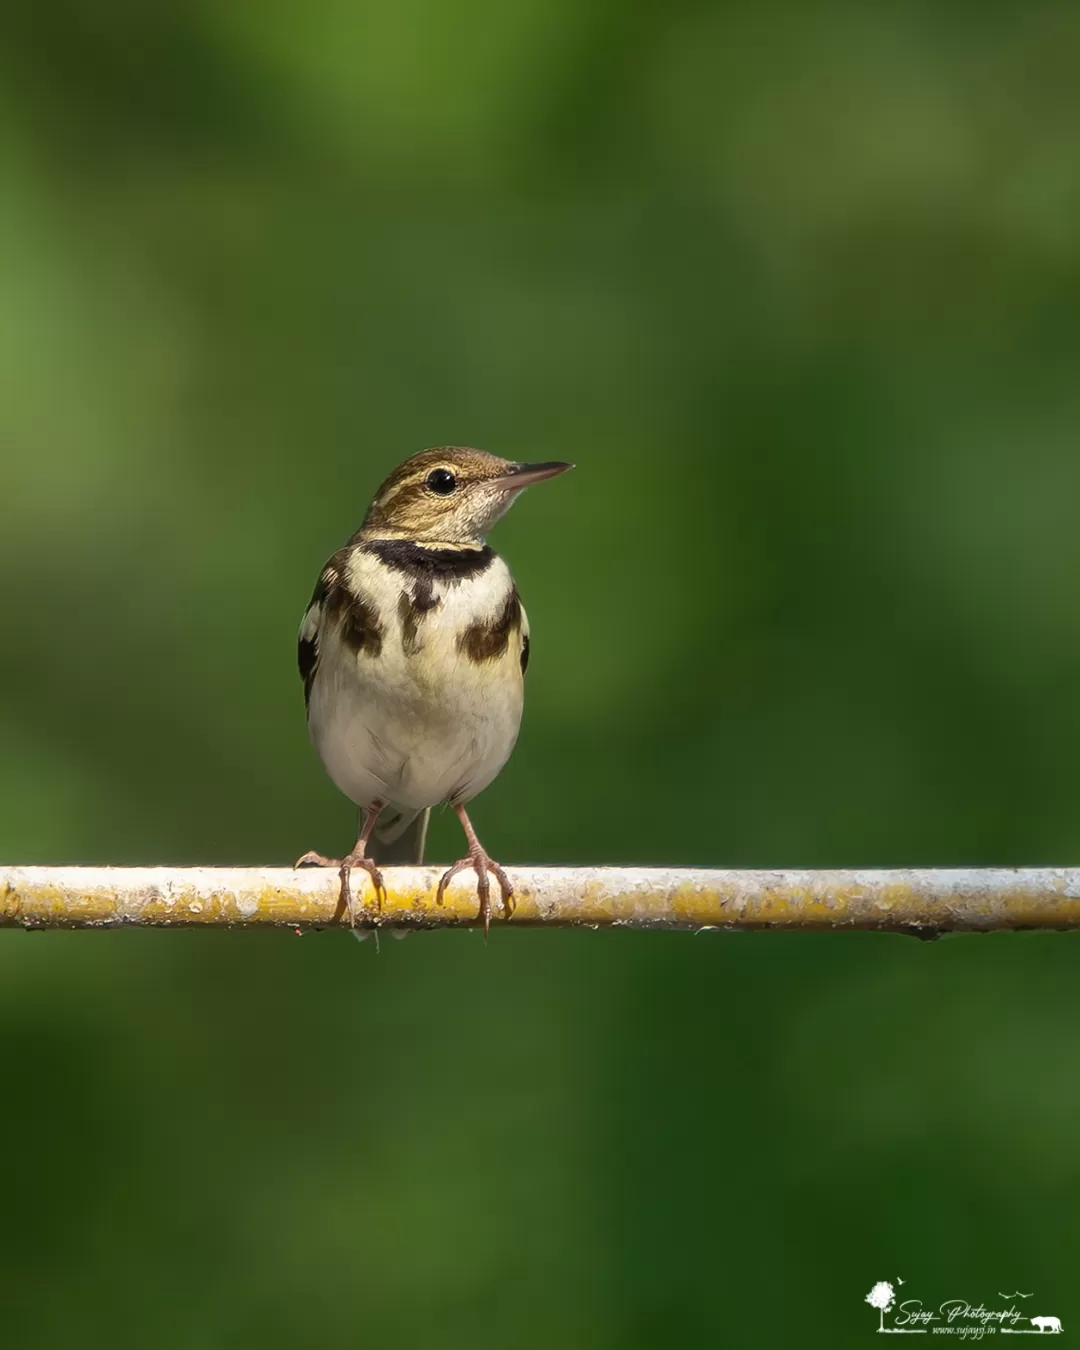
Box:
[296,447,573,935]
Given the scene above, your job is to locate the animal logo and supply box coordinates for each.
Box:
[1031,1315,1063,1334]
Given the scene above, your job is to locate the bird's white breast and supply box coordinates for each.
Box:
[306,547,527,814]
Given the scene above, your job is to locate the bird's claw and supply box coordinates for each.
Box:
[339,854,387,927]
[294,850,337,868]
[294,849,385,926]
[435,853,515,939]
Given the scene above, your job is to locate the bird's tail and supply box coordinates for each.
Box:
[369,807,429,865]
[350,807,428,946]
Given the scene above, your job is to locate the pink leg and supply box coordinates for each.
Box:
[295,802,387,927]
[435,804,515,939]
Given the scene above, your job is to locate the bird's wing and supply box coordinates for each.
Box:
[298,546,384,710]
[297,595,321,710]
[520,601,531,673]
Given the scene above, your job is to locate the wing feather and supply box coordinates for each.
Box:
[297,557,341,710]
[297,603,321,710]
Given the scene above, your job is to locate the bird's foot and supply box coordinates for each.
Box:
[435,851,515,939]
[338,849,387,927]
[294,849,386,927]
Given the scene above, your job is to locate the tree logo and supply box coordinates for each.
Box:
[865,1282,898,1334]
[863,1280,1063,1335]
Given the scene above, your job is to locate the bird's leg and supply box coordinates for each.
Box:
[339,803,388,927]
[435,804,515,939]
[295,802,387,928]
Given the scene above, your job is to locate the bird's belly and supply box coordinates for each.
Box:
[309,634,524,812]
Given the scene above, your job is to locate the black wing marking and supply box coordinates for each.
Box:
[520,601,531,674]
[297,558,338,711]
[297,606,321,711]
[298,631,319,709]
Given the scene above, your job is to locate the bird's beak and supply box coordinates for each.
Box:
[494,461,575,489]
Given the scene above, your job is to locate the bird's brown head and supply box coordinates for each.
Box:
[361,447,573,545]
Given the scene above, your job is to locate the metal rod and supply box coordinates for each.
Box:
[3,865,1080,934]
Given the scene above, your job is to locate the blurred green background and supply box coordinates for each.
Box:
[3,2,1080,1345]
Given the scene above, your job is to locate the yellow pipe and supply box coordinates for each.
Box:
[3,865,1080,932]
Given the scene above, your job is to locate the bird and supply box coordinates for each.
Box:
[296,447,573,936]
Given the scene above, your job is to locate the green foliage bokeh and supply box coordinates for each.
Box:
[3,3,1080,1345]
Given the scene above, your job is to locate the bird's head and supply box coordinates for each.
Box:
[361,447,573,545]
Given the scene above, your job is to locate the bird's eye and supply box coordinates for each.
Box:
[426,468,457,495]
